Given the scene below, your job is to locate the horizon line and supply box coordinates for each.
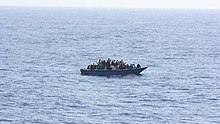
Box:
[0,5,220,10]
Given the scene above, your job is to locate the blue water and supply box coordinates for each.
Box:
[0,7,220,123]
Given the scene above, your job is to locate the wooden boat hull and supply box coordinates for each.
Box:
[80,67,147,76]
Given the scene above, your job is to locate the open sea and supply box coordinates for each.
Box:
[0,7,220,124]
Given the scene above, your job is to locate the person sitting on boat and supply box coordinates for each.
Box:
[87,65,90,69]
[119,64,123,69]
[137,64,141,68]
[98,59,101,65]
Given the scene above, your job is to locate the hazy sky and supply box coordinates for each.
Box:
[1,0,220,9]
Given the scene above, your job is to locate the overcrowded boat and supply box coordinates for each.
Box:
[80,59,147,76]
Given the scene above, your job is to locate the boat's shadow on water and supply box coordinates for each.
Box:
[80,74,143,78]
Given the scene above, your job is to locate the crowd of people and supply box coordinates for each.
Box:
[87,59,141,70]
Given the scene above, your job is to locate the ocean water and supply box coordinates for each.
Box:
[0,7,220,124]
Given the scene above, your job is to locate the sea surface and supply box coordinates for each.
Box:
[0,7,220,124]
